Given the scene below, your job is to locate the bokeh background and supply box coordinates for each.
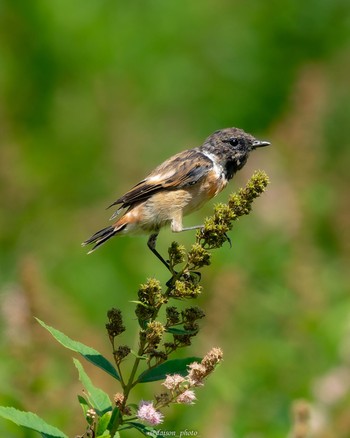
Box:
[1,1,350,437]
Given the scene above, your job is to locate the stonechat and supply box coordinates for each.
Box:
[82,127,270,269]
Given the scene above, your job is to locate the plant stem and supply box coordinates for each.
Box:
[122,336,147,404]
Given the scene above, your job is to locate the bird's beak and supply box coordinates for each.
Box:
[252,140,270,149]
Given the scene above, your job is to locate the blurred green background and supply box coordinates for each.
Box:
[1,1,350,437]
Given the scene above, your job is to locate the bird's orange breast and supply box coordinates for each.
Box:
[181,168,227,215]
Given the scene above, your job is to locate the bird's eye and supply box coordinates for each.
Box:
[224,137,239,146]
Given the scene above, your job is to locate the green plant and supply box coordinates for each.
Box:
[0,171,269,437]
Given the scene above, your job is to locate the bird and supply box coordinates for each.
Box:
[82,127,270,270]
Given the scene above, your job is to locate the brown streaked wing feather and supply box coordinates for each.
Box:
[108,149,213,209]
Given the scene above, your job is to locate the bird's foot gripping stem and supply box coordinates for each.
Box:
[147,233,201,288]
[165,271,201,288]
[224,232,232,248]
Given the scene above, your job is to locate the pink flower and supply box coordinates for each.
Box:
[176,390,196,404]
[137,400,164,425]
[162,374,185,390]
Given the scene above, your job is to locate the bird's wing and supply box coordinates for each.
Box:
[108,149,213,209]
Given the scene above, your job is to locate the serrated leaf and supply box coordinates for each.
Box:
[166,327,198,335]
[137,357,201,383]
[0,406,68,438]
[36,318,120,381]
[74,358,112,415]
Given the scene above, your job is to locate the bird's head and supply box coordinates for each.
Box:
[202,127,270,179]
[207,127,270,152]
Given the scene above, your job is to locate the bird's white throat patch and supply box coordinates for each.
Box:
[201,150,224,179]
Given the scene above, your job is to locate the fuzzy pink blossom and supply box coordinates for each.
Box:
[137,400,164,425]
[176,390,196,404]
[162,374,185,390]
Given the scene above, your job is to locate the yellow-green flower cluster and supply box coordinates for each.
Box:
[198,170,269,249]
[168,241,186,268]
[187,243,211,268]
[169,279,202,299]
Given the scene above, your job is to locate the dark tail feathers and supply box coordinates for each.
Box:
[82,224,126,253]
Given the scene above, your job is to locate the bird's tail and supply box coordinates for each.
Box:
[82,223,127,253]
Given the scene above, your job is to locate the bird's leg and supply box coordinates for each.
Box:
[148,226,206,285]
[180,225,204,231]
[147,233,171,272]
[183,225,231,247]
[148,233,177,287]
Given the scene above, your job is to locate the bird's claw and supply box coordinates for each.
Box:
[183,271,201,283]
[166,270,201,288]
[224,233,232,248]
[166,276,175,288]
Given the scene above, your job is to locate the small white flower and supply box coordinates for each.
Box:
[86,408,96,420]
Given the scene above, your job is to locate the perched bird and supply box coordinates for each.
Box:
[82,127,270,269]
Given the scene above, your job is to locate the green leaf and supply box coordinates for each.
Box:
[107,407,121,433]
[96,431,111,438]
[74,358,112,415]
[126,421,157,437]
[36,318,120,381]
[129,300,146,306]
[166,327,198,335]
[0,406,68,438]
[77,394,90,417]
[137,357,201,383]
[96,411,112,436]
